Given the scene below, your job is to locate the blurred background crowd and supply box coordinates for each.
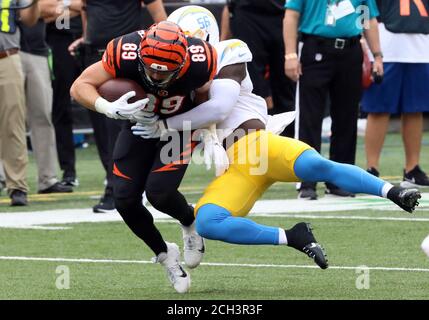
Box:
[0,0,428,208]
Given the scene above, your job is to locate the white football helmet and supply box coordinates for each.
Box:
[167,5,220,45]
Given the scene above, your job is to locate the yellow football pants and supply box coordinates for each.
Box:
[195,130,312,217]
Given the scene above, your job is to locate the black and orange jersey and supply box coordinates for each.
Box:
[102,30,217,118]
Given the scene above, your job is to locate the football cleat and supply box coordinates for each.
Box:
[181,222,205,269]
[388,187,421,213]
[153,242,190,293]
[286,222,328,269]
[400,165,429,188]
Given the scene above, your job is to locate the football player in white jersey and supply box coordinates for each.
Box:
[132,6,421,271]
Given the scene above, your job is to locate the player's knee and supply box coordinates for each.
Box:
[195,204,229,240]
[115,196,154,224]
[295,149,334,180]
[145,190,172,210]
[115,197,140,214]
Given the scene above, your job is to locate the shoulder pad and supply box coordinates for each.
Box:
[215,39,252,72]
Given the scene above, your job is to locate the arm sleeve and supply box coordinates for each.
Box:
[367,0,380,19]
[285,0,304,12]
[166,78,241,130]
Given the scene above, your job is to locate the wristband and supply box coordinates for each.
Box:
[94,97,110,115]
[372,51,383,59]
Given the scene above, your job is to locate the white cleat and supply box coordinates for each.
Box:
[152,242,190,293]
[181,222,205,269]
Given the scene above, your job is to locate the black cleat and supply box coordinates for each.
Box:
[285,222,328,269]
[367,167,380,177]
[400,165,429,188]
[298,187,318,200]
[325,187,355,198]
[10,189,28,206]
[387,187,421,213]
[38,182,73,194]
[93,190,115,213]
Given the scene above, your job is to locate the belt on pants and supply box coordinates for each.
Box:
[0,48,19,59]
[301,34,361,50]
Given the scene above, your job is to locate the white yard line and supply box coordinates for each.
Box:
[0,255,428,273]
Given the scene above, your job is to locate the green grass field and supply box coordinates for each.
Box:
[0,134,428,300]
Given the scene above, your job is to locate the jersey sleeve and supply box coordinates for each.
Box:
[204,40,218,81]
[102,37,121,78]
[102,31,143,79]
[215,39,253,72]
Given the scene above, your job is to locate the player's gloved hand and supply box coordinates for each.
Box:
[131,109,159,125]
[202,125,229,176]
[131,119,168,139]
[95,91,149,120]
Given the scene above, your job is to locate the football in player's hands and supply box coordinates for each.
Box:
[98,78,147,103]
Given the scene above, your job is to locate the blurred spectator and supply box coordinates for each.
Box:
[0,161,5,194]
[0,0,40,206]
[19,14,73,194]
[221,0,296,137]
[44,0,83,189]
[362,0,429,187]
[67,0,167,213]
[284,0,383,200]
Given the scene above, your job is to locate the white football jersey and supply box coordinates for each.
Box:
[214,39,269,141]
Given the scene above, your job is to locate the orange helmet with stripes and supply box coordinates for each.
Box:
[139,21,189,89]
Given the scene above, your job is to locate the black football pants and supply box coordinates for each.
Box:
[113,126,197,255]
[297,37,363,190]
[46,31,80,179]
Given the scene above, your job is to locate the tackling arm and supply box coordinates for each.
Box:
[165,63,246,130]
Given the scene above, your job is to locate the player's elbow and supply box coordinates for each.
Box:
[213,99,234,122]
[70,80,79,101]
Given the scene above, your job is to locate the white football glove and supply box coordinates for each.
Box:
[95,91,149,120]
[131,119,169,139]
[131,109,159,125]
[202,125,229,177]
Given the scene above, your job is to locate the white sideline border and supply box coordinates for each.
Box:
[0,255,428,273]
[0,195,428,230]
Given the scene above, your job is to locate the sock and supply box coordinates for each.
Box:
[278,228,288,245]
[387,186,402,202]
[381,183,394,198]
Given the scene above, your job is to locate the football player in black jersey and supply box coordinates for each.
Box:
[71,21,217,293]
